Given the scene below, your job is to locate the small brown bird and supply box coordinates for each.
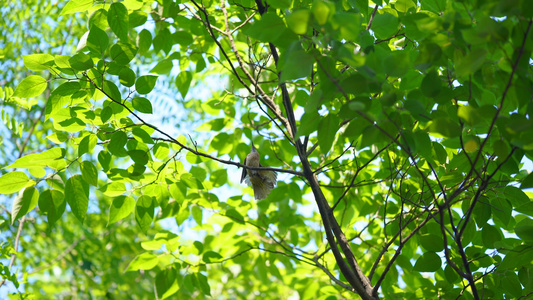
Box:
[240,143,277,200]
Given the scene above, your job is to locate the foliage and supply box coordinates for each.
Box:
[1,0,533,299]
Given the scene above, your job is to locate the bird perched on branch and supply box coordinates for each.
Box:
[240,143,277,200]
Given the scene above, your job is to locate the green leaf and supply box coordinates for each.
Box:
[520,172,533,189]
[418,233,444,252]
[444,264,459,283]
[457,105,484,126]
[89,8,108,30]
[318,114,338,154]
[150,59,174,75]
[312,0,334,25]
[78,134,97,156]
[169,183,186,205]
[38,190,66,227]
[132,97,153,113]
[80,161,98,186]
[515,218,533,244]
[55,117,86,133]
[421,0,445,13]
[197,273,211,296]
[108,2,129,40]
[280,43,313,81]
[69,52,94,71]
[175,71,192,98]
[181,174,204,190]
[13,75,47,98]
[515,201,533,217]
[202,251,223,263]
[226,209,244,224]
[136,75,158,94]
[87,26,109,54]
[138,29,152,55]
[132,127,154,144]
[101,106,113,123]
[98,150,112,172]
[395,0,416,13]
[103,80,121,102]
[482,224,503,248]
[28,168,46,178]
[421,70,442,97]
[99,181,126,197]
[141,232,179,251]
[5,147,66,170]
[384,50,411,77]
[503,186,530,207]
[11,187,39,224]
[182,274,197,293]
[473,198,492,226]
[119,67,136,87]
[286,10,310,35]
[332,12,360,42]
[108,131,128,157]
[125,252,158,272]
[267,0,292,9]
[455,48,487,77]
[192,205,202,225]
[210,169,227,187]
[135,195,155,233]
[491,196,512,226]
[22,54,55,71]
[498,245,533,270]
[110,42,137,65]
[128,150,149,165]
[501,271,523,298]
[129,11,147,28]
[47,132,69,144]
[413,130,433,163]
[60,0,93,15]
[0,172,30,195]
[45,82,82,118]
[195,56,206,72]
[428,118,461,138]
[355,0,369,19]
[298,111,320,137]
[413,252,441,272]
[155,268,180,299]
[372,13,399,39]
[153,143,169,159]
[174,30,193,46]
[65,175,89,223]
[245,12,287,42]
[108,195,135,224]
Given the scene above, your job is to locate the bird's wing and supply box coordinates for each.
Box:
[240,156,248,183]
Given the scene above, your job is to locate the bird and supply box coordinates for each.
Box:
[240,142,277,200]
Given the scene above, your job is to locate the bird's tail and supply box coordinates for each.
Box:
[248,170,277,200]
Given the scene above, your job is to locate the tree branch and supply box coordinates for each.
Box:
[372,214,431,293]
[190,0,291,136]
[0,217,26,287]
[366,5,379,31]
[83,73,303,177]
